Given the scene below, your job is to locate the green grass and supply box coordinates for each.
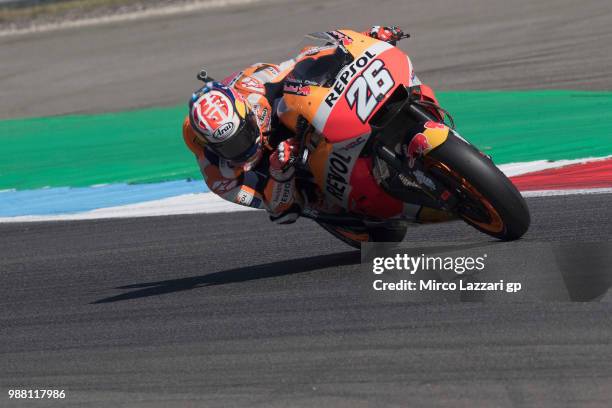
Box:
[0,90,611,190]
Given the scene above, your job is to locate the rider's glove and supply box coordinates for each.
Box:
[366,25,404,45]
[269,139,298,182]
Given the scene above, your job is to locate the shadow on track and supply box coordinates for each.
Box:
[92,250,360,304]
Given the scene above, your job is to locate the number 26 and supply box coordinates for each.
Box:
[346,60,394,122]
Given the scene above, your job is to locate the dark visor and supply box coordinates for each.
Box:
[208,113,259,162]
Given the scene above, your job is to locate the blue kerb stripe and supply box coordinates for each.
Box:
[0,180,210,217]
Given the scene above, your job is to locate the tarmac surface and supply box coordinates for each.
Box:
[1,194,611,407]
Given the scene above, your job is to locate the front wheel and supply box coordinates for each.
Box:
[427,135,530,240]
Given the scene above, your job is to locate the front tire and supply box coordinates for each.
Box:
[427,134,530,240]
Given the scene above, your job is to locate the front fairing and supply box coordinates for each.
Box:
[278,30,416,143]
[279,30,416,214]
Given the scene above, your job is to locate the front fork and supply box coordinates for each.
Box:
[375,143,457,212]
[373,103,470,214]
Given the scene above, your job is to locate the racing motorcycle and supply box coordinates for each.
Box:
[203,30,530,248]
[269,30,530,248]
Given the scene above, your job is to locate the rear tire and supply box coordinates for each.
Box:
[428,135,530,240]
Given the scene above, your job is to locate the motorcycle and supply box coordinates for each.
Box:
[204,29,530,248]
[271,30,530,248]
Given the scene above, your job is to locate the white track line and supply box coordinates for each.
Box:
[0,192,255,223]
[497,155,612,177]
[0,0,264,37]
[1,187,611,223]
[520,187,612,197]
[1,157,610,223]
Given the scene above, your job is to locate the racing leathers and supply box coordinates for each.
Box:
[182,62,301,223]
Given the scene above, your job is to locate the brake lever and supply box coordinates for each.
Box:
[294,115,311,170]
[397,33,411,42]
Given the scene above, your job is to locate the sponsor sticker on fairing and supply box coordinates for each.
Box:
[283,80,312,96]
[424,121,447,130]
[311,41,394,132]
[406,132,431,168]
[324,50,378,108]
[324,134,370,207]
[341,136,366,151]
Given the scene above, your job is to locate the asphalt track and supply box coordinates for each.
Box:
[1,0,612,406]
[0,194,611,407]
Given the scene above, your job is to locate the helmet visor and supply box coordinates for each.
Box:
[209,112,260,162]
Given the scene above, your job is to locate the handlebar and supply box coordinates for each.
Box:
[398,33,411,41]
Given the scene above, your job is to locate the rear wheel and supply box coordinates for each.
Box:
[427,135,530,240]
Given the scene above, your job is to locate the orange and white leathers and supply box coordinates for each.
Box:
[182,63,299,218]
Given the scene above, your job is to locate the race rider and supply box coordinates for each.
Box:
[182,26,408,224]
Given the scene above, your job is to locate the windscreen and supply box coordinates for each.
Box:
[289,32,354,87]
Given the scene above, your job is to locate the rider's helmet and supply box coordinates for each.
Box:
[189,82,261,165]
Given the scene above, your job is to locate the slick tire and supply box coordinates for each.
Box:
[428,134,530,240]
